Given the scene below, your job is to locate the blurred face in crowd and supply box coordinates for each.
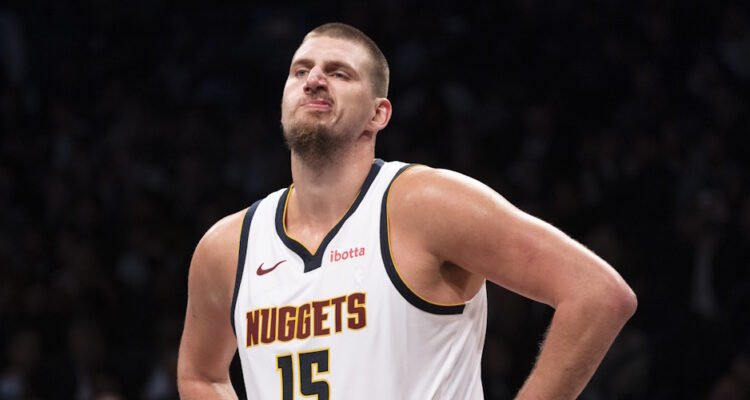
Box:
[281,35,381,165]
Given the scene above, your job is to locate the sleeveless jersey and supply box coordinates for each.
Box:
[231,159,487,400]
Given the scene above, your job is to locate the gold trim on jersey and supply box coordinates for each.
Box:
[385,167,466,308]
[281,184,365,257]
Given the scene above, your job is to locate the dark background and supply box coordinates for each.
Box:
[1,1,749,399]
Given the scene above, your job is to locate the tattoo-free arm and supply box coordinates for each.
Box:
[398,167,637,399]
[177,212,245,399]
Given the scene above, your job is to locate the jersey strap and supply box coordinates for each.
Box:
[231,199,262,334]
[379,164,466,315]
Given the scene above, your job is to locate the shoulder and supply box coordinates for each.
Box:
[389,164,508,219]
[387,164,522,256]
[196,209,247,260]
[189,208,249,300]
[193,194,273,267]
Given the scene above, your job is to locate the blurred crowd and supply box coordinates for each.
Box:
[1,1,749,399]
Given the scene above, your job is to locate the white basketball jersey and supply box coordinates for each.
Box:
[231,159,487,400]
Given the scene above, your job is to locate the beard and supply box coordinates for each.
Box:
[282,115,351,169]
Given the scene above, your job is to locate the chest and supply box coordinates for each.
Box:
[246,231,379,304]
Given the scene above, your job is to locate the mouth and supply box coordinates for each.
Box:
[300,98,333,111]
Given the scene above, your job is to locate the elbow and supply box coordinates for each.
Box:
[176,366,191,393]
[607,281,638,321]
[557,277,637,325]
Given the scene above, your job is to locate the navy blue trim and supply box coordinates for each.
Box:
[231,199,262,335]
[275,159,384,272]
[380,164,466,315]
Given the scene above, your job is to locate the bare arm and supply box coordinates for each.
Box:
[393,167,637,399]
[177,212,245,399]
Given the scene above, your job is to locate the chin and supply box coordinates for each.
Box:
[284,120,327,142]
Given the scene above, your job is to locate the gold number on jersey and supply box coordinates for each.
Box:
[276,349,330,400]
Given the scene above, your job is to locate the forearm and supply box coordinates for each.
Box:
[178,378,239,400]
[516,292,636,399]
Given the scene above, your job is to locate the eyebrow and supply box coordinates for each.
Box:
[290,58,361,78]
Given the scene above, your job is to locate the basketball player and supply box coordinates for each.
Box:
[177,23,637,399]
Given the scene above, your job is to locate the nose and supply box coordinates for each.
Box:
[303,67,327,94]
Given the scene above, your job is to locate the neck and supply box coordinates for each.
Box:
[288,144,375,227]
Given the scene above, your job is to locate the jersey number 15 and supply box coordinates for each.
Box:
[277,349,329,400]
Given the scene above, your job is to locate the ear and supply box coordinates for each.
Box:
[366,98,392,133]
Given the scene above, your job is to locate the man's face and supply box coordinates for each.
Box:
[281,35,377,163]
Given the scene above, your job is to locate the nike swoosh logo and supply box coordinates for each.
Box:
[256,260,287,276]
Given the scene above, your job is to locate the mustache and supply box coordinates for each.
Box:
[299,95,333,106]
